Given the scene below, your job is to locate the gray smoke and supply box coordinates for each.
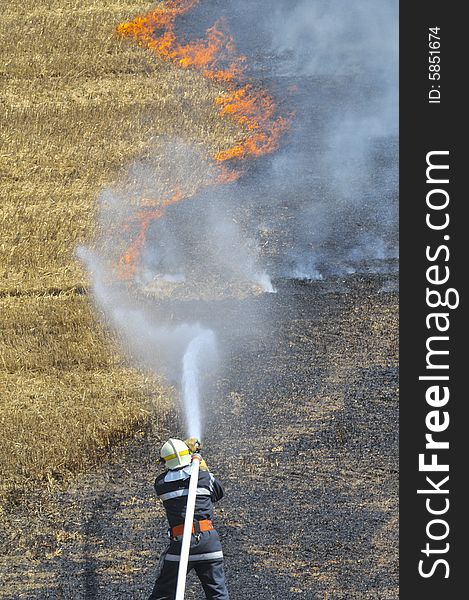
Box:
[179,0,398,277]
[268,0,398,277]
[78,140,272,438]
[79,0,398,434]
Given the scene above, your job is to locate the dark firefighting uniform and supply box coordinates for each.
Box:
[148,463,229,600]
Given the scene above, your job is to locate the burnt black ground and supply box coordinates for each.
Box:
[169,0,399,279]
[0,274,398,599]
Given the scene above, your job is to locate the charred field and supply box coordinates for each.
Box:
[1,272,399,599]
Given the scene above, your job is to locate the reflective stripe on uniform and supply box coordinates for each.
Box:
[158,487,211,502]
[163,466,192,482]
[208,472,215,494]
[164,551,223,562]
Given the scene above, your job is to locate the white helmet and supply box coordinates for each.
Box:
[160,438,191,470]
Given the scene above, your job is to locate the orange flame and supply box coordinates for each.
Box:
[115,0,289,280]
[116,190,183,279]
[117,2,244,83]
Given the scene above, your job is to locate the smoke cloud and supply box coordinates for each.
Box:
[177,0,398,277]
[267,0,398,277]
[79,141,272,438]
[80,0,398,435]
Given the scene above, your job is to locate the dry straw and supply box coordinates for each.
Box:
[0,0,244,505]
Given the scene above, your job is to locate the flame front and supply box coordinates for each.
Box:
[115,0,288,280]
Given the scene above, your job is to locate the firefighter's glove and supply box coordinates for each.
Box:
[185,439,209,470]
[184,437,201,454]
[191,451,209,472]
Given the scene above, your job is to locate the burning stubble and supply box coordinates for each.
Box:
[116,0,288,162]
[114,0,289,280]
[185,0,398,278]
[79,0,398,437]
[78,3,290,437]
[113,0,398,282]
[78,140,273,440]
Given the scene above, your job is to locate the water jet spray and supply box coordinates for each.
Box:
[181,329,216,441]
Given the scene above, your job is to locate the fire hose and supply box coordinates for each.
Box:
[175,453,201,600]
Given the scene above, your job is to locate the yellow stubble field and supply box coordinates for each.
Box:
[0,0,242,504]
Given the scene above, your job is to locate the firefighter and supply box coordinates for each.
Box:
[148,437,229,600]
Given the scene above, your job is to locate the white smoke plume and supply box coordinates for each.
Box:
[184,0,398,277]
[79,0,398,435]
[78,140,271,439]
